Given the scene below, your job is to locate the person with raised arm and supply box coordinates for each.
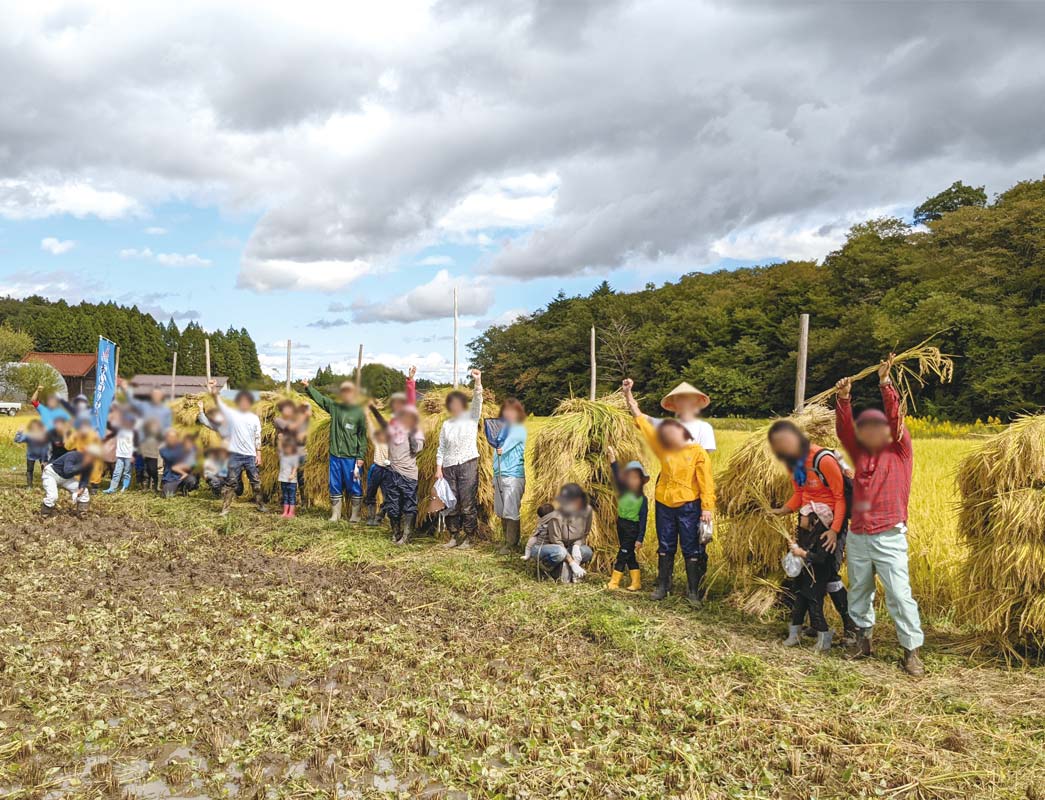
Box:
[303,375,368,524]
[435,368,483,549]
[205,380,265,516]
[834,355,924,677]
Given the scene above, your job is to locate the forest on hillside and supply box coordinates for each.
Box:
[0,297,266,388]
[470,179,1045,420]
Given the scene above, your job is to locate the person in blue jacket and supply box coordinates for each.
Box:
[15,418,51,488]
[492,397,528,554]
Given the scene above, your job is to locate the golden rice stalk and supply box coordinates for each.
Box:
[521,392,655,572]
[957,415,1045,660]
[806,336,954,415]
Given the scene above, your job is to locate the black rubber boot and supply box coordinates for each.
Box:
[397,514,415,545]
[684,555,707,608]
[651,554,674,601]
[389,517,402,543]
[365,503,379,527]
[498,518,521,554]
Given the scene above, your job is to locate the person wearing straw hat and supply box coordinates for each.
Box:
[623,378,715,606]
[648,382,716,452]
[834,355,925,677]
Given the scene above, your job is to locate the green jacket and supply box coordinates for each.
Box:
[306,385,368,459]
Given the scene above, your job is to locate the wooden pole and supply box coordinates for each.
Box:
[355,344,363,388]
[205,338,211,383]
[170,352,178,399]
[452,287,459,388]
[589,325,597,401]
[114,345,120,383]
[794,313,810,412]
[286,339,292,392]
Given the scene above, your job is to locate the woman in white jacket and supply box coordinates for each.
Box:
[435,369,483,549]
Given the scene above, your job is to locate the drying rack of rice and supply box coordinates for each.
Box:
[717,341,954,616]
[170,393,224,450]
[956,415,1045,662]
[521,392,655,573]
[415,387,500,538]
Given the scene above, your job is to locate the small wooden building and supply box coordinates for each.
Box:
[128,374,229,400]
[21,351,96,397]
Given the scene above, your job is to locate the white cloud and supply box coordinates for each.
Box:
[119,247,211,267]
[350,269,494,323]
[0,179,139,221]
[145,226,168,235]
[437,173,559,234]
[237,257,372,292]
[417,255,454,267]
[0,270,91,301]
[40,237,76,255]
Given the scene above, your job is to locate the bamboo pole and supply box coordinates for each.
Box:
[286,339,292,392]
[205,338,211,383]
[589,325,597,401]
[452,287,459,388]
[794,313,809,412]
[170,352,178,399]
[355,344,363,388]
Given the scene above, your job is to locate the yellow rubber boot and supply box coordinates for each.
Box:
[606,570,624,590]
[626,569,642,592]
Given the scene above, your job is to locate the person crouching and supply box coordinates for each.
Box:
[41,443,101,517]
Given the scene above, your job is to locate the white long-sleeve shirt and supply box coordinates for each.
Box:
[221,404,262,458]
[436,389,483,468]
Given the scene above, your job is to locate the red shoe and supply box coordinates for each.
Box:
[281,504,290,517]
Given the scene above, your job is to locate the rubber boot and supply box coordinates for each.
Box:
[684,556,707,608]
[813,630,833,654]
[498,519,521,554]
[626,569,642,592]
[397,514,415,546]
[254,492,267,513]
[349,498,362,523]
[846,627,873,660]
[328,497,343,523]
[442,533,459,549]
[288,505,296,518]
[901,647,925,677]
[40,503,55,517]
[457,536,473,550]
[220,486,235,517]
[389,517,402,543]
[783,624,802,647]
[376,506,387,526]
[75,500,89,519]
[365,503,379,527]
[830,587,859,645]
[606,570,624,590]
[281,504,290,517]
[650,554,674,601]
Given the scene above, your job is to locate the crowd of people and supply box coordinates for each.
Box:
[15,353,925,676]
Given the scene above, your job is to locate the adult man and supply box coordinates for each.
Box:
[120,379,174,431]
[304,377,368,523]
[207,381,265,516]
[30,385,71,431]
[41,443,101,517]
[834,355,924,676]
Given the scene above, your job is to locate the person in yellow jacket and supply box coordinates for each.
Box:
[622,378,715,606]
[64,418,107,487]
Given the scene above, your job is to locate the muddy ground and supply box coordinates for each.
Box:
[1,491,1044,798]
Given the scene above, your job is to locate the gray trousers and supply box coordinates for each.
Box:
[443,458,479,536]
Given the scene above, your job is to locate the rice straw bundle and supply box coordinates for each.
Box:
[415,387,500,538]
[956,415,1045,660]
[521,392,655,572]
[169,393,223,449]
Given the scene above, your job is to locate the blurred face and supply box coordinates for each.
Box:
[446,395,467,416]
[560,496,583,514]
[165,430,180,445]
[45,396,59,409]
[672,395,701,419]
[373,428,388,443]
[657,421,688,450]
[236,394,253,411]
[769,429,804,463]
[150,389,165,405]
[389,397,405,415]
[54,419,68,434]
[502,405,522,424]
[856,421,891,453]
[624,469,645,494]
[281,440,297,455]
[279,403,295,419]
[339,383,357,404]
[397,410,419,430]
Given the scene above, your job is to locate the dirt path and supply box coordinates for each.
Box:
[1,497,1044,798]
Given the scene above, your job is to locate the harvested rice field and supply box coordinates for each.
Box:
[1,477,1045,799]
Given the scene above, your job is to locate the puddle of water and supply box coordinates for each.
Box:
[124,779,172,800]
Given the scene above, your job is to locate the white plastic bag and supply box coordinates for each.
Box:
[434,477,456,512]
[699,519,714,545]
[782,551,804,578]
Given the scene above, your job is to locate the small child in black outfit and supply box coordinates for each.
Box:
[783,512,835,653]
[606,446,649,592]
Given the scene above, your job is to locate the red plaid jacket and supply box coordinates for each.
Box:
[835,382,913,535]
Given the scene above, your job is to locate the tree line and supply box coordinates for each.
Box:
[469,178,1045,421]
[0,296,266,389]
[307,363,441,398]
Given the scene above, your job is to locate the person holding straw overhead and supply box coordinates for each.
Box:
[622,378,715,606]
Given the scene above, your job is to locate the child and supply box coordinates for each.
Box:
[103,412,136,494]
[278,436,304,518]
[605,445,649,592]
[364,425,391,527]
[782,513,836,653]
[48,417,70,462]
[159,430,196,498]
[536,484,593,582]
[368,402,425,544]
[138,419,163,492]
[521,502,557,561]
[623,378,715,606]
[203,447,229,497]
[15,419,51,488]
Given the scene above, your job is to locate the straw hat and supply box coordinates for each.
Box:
[660,382,710,413]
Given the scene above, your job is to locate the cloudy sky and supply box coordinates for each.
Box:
[2,0,1043,381]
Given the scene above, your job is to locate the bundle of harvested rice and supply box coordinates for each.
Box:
[415,387,500,538]
[521,392,655,572]
[956,415,1045,660]
[170,393,223,450]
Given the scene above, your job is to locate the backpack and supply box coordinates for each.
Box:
[811,448,854,534]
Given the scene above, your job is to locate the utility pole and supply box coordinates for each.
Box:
[355,344,363,388]
[452,287,459,388]
[794,313,810,412]
[170,352,178,399]
[285,339,292,392]
[589,325,597,401]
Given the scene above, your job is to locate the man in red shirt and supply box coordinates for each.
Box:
[835,355,924,677]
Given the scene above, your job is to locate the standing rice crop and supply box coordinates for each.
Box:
[521,393,655,572]
[956,415,1045,661]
